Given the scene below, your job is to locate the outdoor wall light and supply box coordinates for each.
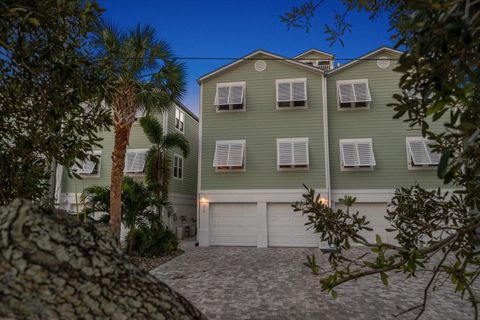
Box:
[200,197,208,213]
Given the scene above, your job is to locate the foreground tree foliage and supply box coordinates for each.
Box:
[0,199,205,320]
[95,23,185,241]
[285,0,480,318]
[0,0,112,205]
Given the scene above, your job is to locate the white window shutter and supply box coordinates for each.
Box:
[277,138,309,166]
[407,138,440,165]
[213,141,245,167]
[179,111,184,123]
[291,81,306,101]
[341,143,360,166]
[293,141,309,165]
[228,85,244,104]
[227,143,244,166]
[214,86,230,105]
[337,80,371,103]
[125,150,147,173]
[277,142,293,165]
[353,82,372,102]
[277,82,291,102]
[338,83,356,103]
[357,142,376,166]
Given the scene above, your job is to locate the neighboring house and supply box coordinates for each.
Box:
[197,46,448,248]
[57,103,199,238]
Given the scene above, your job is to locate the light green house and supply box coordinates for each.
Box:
[57,103,199,238]
[197,46,449,247]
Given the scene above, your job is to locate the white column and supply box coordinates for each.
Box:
[198,200,210,247]
[256,202,268,248]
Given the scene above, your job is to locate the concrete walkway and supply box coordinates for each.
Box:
[152,246,476,320]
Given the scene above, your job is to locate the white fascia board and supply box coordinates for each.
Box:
[197,50,324,83]
[328,47,403,75]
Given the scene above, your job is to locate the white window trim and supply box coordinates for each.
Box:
[276,137,310,171]
[336,79,371,111]
[74,150,102,178]
[175,107,185,133]
[124,148,148,175]
[173,153,184,180]
[213,139,246,172]
[339,138,376,171]
[214,81,246,113]
[275,78,308,110]
[406,137,439,170]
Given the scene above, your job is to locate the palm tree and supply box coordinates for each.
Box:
[96,23,185,241]
[139,116,189,208]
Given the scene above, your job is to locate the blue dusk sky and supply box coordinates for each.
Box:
[98,0,394,115]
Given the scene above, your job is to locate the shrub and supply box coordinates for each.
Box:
[128,220,178,257]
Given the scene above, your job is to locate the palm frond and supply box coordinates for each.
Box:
[139,116,163,144]
[162,132,190,158]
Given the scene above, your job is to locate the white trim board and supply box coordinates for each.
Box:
[328,46,403,75]
[197,50,325,83]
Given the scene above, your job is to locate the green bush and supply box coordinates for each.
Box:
[128,220,178,257]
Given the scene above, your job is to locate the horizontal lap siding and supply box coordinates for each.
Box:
[327,52,446,190]
[167,107,199,196]
[201,55,326,190]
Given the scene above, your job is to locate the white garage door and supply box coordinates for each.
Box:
[334,202,394,244]
[267,203,319,247]
[210,203,257,246]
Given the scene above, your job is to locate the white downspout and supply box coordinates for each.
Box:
[196,84,203,244]
[322,75,332,206]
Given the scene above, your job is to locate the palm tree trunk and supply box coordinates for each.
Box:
[110,123,131,241]
[109,87,136,242]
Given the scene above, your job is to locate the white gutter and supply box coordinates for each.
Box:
[196,85,203,243]
[322,76,332,206]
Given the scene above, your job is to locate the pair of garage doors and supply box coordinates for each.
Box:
[209,202,392,247]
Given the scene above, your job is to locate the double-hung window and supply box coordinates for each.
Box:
[73,151,101,177]
[173,154,184,179]
[213,140,246,171]
[175,108,185,133]
[124,149,148,174]
[214,82,246,112]
[276,78,307,109]
[337,79,372,109]
[406,137,440,169]
[277,138,309,170]
[339,139,376,170]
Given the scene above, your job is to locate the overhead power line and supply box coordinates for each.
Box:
[115,56,400,61]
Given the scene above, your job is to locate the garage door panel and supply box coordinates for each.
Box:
[210,203,257,246]
[268,203,318,247]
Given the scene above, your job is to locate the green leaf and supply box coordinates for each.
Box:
[380,272,389,286]
[376,234,382,244]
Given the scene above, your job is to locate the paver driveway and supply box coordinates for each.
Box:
[152,246,476,320]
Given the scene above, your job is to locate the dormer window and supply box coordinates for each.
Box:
[214,82,245,112]
[406,137,440,169]
[337,79,372,109]
[276,78,307,109]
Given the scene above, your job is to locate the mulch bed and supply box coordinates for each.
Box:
[128,249,185,271]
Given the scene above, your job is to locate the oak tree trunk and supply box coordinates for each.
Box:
[0,199,206,320]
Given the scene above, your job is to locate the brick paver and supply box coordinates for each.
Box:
[152,246,476,320]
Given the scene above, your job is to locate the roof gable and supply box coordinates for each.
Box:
[197,50,325,83]
[328,46,403,75]
[293,49,334,60]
